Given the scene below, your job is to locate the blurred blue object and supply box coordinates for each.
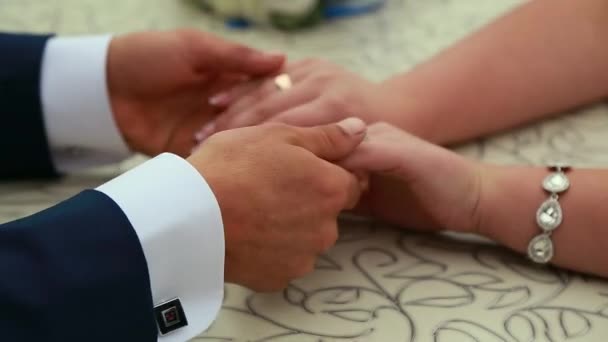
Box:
[195,0,387,30]
[226,17,252,29]
[324,0,386,19]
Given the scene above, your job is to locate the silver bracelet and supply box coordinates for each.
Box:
[527,164,570,264]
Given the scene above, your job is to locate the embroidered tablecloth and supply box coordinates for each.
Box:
[2,1,608,340]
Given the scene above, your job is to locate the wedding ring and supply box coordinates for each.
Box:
[274,73,292,91]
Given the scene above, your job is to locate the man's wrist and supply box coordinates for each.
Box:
[40,35,131,172]
[105,35,137,152]
[97,153,225,339]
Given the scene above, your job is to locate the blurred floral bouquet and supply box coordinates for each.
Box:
[195,0,386,30]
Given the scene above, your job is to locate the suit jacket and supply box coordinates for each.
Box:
[0,33,157,341]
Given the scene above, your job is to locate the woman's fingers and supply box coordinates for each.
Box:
[196,80,277,140]
[264,101,337,127]
[209,62,312,109]
[208,79,262,107]
[196,58,347,141]
[213,81,322,132]
[339,123,410,174]
[339,142,391,172]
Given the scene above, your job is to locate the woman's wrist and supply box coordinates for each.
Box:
[476,165,608,277]
[377,76,440,142]
[475,164,547,251]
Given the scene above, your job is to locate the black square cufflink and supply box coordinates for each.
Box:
[154,298,188,335]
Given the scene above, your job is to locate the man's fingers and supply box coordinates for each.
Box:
[296,118,367,161]
[210,44,284,75]
[320,162,363,212]
[189,31,285,75]
[342,171,363,210]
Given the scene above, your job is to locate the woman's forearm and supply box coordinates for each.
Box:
[385,0,608,144]
[480,165,608,277]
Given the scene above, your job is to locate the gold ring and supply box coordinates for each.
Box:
[274,73,292,91]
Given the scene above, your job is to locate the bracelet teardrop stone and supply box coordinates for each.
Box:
[528,234,554,264]
[542,171,569,193]
[536,198,563,231]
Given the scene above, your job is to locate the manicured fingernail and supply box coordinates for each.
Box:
[194,122,216,142]
[337,117,366,136]
[209,93,230,106]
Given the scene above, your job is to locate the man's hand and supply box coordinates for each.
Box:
[107,29,284,156]
[187,118,367,292]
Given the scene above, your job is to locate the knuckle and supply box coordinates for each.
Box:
[267,123,300,143]
[290,258,316,278]
[213,114,234,131]
[322,196,347,216]
[281,127,306,146]
[249,106,269,121]
[320,226,339,251]
[255,82,274,100]
[322,94,351,114]
[256,123,303,146]
[262,122,290,135]
[316,130,338,154]
[323,173,353,210]
[314,168,341,198]
[311,71,335,86]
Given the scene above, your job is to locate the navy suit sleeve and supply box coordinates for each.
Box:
[0,33,57,179]
[0,34,159,340]
[0,190,157,341]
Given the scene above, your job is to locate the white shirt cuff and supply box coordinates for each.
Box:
[97,153,225,341]
[40,35,131,173]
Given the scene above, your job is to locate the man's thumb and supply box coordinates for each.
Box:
[298,118,367,161]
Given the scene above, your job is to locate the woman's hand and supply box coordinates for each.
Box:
[342,123,484,233]
[195,59,406,140]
